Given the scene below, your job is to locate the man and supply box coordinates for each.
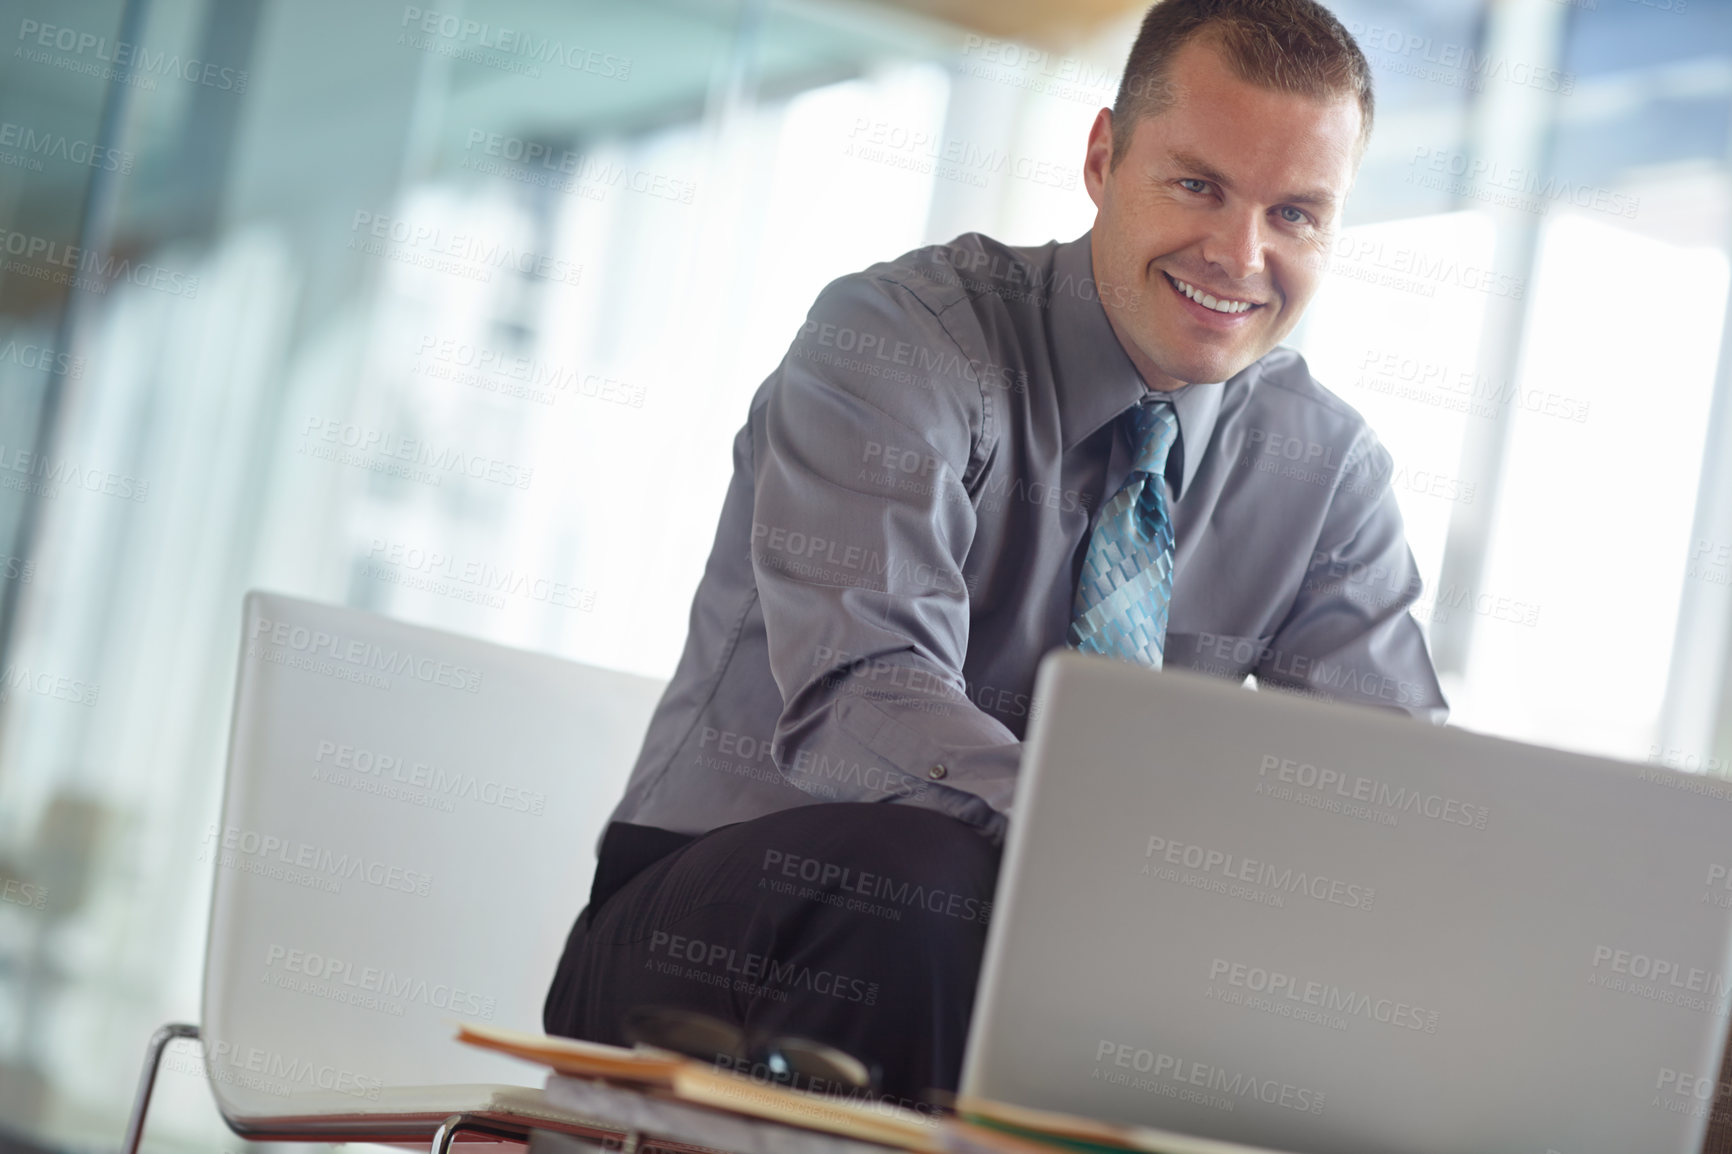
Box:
[546,0,1445,1106]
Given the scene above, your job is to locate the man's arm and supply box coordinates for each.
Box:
[752,271,1020,843]
[1253,430,1450,722]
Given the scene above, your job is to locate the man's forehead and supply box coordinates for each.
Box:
[1143,38,1371,197]
[1131,98,1360,206]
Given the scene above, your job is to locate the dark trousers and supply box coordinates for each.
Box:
[543,803,1002,1106]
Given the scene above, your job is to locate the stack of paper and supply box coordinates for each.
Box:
[456,1025,1288,1154]
[457,1022,940,1150]
[456,1022,687,1085]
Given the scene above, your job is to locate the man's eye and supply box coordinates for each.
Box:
[1178,178,1209,194]
[1278,206,1309,225]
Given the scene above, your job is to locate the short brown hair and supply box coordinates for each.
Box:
[1111,0,1375,167]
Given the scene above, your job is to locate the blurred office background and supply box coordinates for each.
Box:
[0,0,1729,1150]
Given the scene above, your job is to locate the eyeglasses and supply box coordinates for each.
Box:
[622,1004,881,1094]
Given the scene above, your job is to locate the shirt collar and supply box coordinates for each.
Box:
[1048,230,1225,501]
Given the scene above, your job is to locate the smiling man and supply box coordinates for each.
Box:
[546,0,1446,1106]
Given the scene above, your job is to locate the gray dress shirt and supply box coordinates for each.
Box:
[606,230,1447,846]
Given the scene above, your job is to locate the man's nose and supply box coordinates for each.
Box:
[1199,209,1266,283]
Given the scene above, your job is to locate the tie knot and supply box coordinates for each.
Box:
[1130,398,1179,479]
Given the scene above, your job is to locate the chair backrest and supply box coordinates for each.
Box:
[200,591,665,1125]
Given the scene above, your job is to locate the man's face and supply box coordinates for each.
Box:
[1083,37,1363,392]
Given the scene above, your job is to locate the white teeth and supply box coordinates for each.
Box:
[1170,274,1256,315]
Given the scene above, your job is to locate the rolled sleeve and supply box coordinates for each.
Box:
[751,272,1020,843]
[1255,432,1450,723]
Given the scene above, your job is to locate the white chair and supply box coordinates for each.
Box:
[122,590,670,1154]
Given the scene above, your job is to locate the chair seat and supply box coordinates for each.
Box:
[221,1083,623,1143]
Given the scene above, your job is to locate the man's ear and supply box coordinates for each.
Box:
[1083,107,1114,212]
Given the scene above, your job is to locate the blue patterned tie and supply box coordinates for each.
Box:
[1069,398,1180,668]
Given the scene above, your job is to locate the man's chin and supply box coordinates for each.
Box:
[1150,353,1259,390]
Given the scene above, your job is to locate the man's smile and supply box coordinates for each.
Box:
[1162,270,1267,324]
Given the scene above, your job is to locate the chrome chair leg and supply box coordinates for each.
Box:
[431,1113,535,1154]
[122,1022,200,1154]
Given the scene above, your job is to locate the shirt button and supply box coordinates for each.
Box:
[928,764,948,780]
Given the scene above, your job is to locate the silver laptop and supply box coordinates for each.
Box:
[962,650,1732,1154]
